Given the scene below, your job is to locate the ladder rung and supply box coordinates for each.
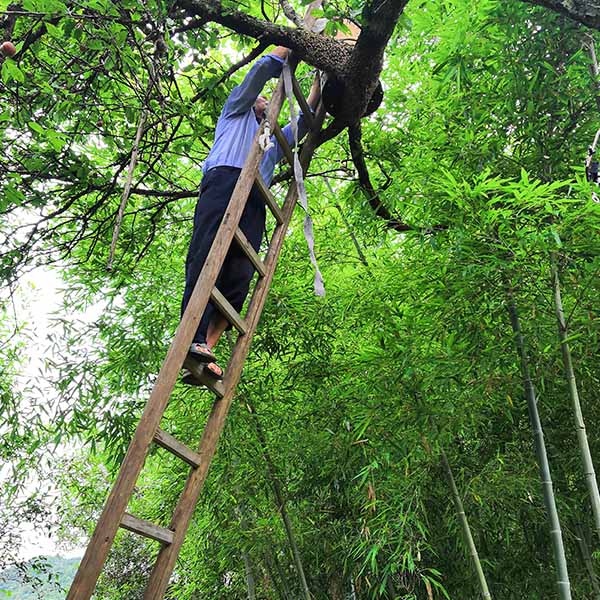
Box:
[272,123,296,167]
[255,175,284,224]
[291,76,315,129]
[153,428,202,468]
[120,513,174,545]
[234,228,266,277]
[182,357,225,398]
[210,287,248,334]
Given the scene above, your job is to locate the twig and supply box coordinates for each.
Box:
[279,0,304,28]
[106,110,148,271]
[190,41,268,103]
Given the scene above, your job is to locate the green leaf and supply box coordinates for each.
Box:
[45,22,63,38]
[1,60,24,83]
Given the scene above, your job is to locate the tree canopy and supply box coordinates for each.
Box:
[1,0,600,599]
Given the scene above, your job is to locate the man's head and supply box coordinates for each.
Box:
[254,95,268,119]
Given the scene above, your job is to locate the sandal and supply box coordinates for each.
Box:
[188,342,216,363]
[203,361,224,381]
[181,360,224,387]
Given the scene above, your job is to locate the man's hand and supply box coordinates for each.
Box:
[270,46,290,60]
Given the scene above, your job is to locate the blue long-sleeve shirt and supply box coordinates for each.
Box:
[202,54,309,186]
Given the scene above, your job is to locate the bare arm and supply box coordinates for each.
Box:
[270,46,290,61]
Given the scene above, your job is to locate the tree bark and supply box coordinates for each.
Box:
[347,123,412,231]
[507,294,572,600]
[440,449,492,599]
[175,0,351,77]
[525,0,600,30]
[174,0,409,125]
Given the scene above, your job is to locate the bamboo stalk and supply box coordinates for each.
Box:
[551,255,600,540]
[235,476,257,600]
[585,35,600,112]
[264,551,291,600]
[507,295,572,599]
[440,449,492,599]
[247,401,312,600]
[242,547,256,600]
[575,522,600,598]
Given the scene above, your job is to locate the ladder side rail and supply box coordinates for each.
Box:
[143,102,327,600]
[66,75,290,600]
[291,74,315,129]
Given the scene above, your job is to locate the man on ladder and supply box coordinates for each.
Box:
[181,46,321,383]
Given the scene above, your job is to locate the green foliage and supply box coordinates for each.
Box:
[2,0,600,598]
[0,556,79,599]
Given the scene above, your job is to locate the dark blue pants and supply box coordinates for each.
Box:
[181,166,266,345]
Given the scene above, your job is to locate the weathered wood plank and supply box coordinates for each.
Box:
[291,75,315,129]
[120,513,174,545]
[272,122,295,167]
[182,357,225,399]
[255,175,284,224]
[153,428,202,468]
[234,227,266,277]
[210,287,248,335]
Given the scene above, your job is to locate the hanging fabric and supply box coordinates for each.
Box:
[282,60,326,296]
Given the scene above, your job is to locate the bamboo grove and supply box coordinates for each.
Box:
[1,0,600,598]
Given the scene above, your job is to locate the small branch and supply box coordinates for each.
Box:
[107,111,148,271]
[190,41,268,103]
[173,17,209,33]
[279,0,304,28]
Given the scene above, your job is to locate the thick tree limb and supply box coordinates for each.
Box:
[175,0,410,124]
[175,0,351,77]
[348,123,411,232]
[337,0,410,122]
[525,0,600,30]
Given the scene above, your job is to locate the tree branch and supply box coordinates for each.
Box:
[279,0,304,28]
[174,0,351,77]
[523,0,600,30]
[190,41,268,103]
[348,122,412,232]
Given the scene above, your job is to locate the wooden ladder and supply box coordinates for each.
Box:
[67,60,326,599]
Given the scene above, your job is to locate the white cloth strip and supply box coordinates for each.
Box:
[282,60,326,296]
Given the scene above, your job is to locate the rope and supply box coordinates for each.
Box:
[259,121,275,151]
